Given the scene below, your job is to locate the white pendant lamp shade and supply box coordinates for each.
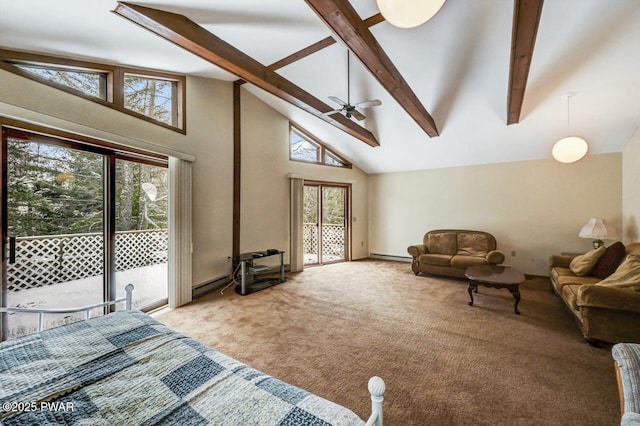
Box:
[552,136,588,163]
[553,92,588,163]
[377,0,446,28]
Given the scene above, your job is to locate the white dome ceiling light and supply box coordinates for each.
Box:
[552,92,588,163]
[376,0,447,29]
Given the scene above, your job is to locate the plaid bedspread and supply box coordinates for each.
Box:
[0,310,364,425]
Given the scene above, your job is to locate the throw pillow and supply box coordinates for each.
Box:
[592,241,626,279]
[597,255,640,290]
[569,245,606,276]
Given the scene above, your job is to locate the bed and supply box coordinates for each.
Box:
[0,285,384,425]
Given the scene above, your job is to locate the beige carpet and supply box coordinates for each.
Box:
[157,260,619,425]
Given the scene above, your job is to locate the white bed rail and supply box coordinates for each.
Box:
[0,283,134,332]
[365,376,385,426]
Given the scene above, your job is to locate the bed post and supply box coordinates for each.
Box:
[366,376,385,426]
[124,284,134,310]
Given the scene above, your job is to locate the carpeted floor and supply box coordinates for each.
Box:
[156,260,619,425]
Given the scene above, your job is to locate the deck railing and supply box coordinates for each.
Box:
[7,229,168,292]
[303,223,345,258]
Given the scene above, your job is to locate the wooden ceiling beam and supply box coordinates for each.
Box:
[305,0,439,138]
[267,13,385,71]
[113,2,379,147]
[507,0,544,125]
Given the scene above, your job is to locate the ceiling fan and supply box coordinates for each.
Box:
[324,51,381,121]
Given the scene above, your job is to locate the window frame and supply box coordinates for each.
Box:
[289,123,351,169]
[0,49,186,134]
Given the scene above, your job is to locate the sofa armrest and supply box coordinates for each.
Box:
[487,250,505,265]
[577,285,640,312]
[549,255,576,269]
[407,244,427,258]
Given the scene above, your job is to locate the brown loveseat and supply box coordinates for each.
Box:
[407,230,505,278]
[549,242,640,344]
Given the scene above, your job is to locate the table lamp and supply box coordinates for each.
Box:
[579,218,617,249]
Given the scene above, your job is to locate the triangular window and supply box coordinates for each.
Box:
[14,64,108,100]
[289,124,351,168]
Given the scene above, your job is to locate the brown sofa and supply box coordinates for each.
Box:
[549,242,640,344]
[407,230,505,278]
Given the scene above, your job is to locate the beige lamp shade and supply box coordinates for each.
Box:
[579,218,617,248]
[376,0,446,28]
[552,136,588,163]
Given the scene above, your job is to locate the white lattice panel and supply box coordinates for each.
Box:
[322,224,345,257]
[303,223,345,260]
[7,230,168,292]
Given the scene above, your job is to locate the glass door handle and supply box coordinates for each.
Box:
[9,236,16,264]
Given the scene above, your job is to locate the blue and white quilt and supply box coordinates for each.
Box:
[0,310,364,425]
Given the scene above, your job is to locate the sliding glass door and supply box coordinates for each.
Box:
[303,182,350,266]
[1,128,168,340]
[115,159,168,311]
[2,136,105,339]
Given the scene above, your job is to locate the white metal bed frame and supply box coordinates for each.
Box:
[0,283,135,333]
[0,283,385,425]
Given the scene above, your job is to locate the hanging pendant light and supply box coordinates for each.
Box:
[376,0,447,29]
[552,92,588,163]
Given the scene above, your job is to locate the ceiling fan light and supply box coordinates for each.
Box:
[552,136,588,163]
[377,0,446,29]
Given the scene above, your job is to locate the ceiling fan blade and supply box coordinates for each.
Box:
[322,109,342,116]
[328,96,347,106]
[351,109,367,121]
[355,99,382,108]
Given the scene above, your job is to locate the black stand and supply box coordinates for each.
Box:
[235,250,286,296]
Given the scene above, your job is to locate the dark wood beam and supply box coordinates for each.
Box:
[232,81,241,267]
[507,0,544,125]
[305,0,439,138]
[114,2,379,147]
[267,13,385,71]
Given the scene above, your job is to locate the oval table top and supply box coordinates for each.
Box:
[465,265,526,285]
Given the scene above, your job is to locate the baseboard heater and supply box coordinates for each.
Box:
[370,253,412,263]
[192,274,230,299]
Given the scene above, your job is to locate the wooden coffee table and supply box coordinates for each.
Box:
[465,265,526,314]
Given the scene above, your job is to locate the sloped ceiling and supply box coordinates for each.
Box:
[1,0,639,173]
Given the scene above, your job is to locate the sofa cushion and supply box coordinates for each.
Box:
[427,233,457,255]
[419,253,453,267]
[592,241,626,279]
[552,272,601,291]
[552,267,578,278]
[457,233,489,257]
[451,255,487,269]
[570,245,606,276]
[597,255,640,290]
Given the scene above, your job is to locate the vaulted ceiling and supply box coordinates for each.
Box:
[1,0,639,173]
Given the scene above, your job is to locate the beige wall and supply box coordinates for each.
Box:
[240,89,369,265]
[0,68,234,286]
[623,127,640,243]
[368,154,622,276]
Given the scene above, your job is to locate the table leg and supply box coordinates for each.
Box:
[509,285,521,315]
[468,282,476,306]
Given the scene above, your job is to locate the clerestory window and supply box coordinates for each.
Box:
[289,124,350,168]
[0,49,185,133]
[14,64,108,100]
[123,74,177,127]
